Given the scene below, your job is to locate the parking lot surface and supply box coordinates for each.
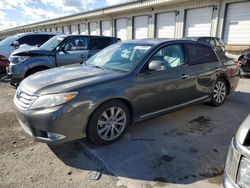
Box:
[0,76,249,188]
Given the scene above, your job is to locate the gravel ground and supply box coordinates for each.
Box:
[0,77,124,188]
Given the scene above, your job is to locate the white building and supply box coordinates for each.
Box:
[0,0,249,53]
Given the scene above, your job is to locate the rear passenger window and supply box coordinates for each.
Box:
[215,48,229,62]
[186,44,218,65]
[90,38,113,50]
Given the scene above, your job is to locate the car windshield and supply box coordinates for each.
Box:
[86,43,152,72]
[40,35,65,51]
[0,35,19,46]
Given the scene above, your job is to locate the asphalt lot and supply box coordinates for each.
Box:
[0,75,250,188]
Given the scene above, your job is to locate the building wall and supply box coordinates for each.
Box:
[0,0,249,53]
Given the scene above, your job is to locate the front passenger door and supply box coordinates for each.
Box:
[56,37,89,66]
[134,44,198,117]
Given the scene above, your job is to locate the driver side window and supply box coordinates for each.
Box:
[64,37,88,51]
[149,44,185,69]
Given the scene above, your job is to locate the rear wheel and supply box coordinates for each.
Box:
[210,78,228,106]
[87,100,130,145]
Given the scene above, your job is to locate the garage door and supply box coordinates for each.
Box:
[185,7,213,37]
[79,23,88,35]
[64,26,70,34]
[89,22,97,35]
[223,2,250,44]
[57,27,62,33]
[71,25,78,34]
[133,16,149,39]
[156,12,176,38]
[101,20,112,36]
[116,18,127,41]
[52,27,56,32]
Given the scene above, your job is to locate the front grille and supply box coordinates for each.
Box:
[15,86,38,110]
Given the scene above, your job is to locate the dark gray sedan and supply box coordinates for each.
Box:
[14,39,240,145]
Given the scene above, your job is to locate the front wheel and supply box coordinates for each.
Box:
[87,100,130,145]
[210,79,228,106]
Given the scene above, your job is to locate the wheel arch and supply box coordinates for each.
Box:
[86,97,134,136]
[217,75,230,95]
[25,65,50,77]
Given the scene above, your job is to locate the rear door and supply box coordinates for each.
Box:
[134,43,198,117]
[56,36,89,66]
[184,43,220,98]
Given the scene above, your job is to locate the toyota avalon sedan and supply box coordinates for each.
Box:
[14,39,240,145]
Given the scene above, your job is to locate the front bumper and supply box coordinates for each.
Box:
[224,138,250,188]
[224,172,239,188]
[14,96,91,144]
[7,62,27,80]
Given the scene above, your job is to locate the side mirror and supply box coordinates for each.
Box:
[56,46,63,52]
[148,60,166,71]
[11,41,20,48]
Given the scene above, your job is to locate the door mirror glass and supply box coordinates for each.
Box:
[148,60,166,71]
[11,41,20,48]
[56,46,63,52]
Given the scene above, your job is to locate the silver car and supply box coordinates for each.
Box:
[7,35,120,84]
[224,115,250,188]
[0,32,57,72]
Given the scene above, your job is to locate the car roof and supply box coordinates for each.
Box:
[184,36,219,40]
[16,32,60,37]
[120,38,212,47]
[63,35,118,39]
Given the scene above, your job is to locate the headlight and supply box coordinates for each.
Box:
[225,138,241,181]
[30,92,78,110]
[237,157,250,188]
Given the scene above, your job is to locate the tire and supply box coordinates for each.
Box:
[25,67,48,78]
[87,100,130,145]
[210,78,228,107]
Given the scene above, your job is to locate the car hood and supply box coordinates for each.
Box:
[12,47,55,57]
[20,65,126,94]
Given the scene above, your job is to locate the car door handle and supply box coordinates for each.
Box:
[180,74,191,79]
[78,55,84,58]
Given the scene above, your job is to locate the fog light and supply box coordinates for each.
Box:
[47,132,65,140]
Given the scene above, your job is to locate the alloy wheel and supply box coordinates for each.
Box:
[213,81,227,104]
[97,107,126,141]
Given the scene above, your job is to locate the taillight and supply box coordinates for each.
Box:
[235,60,241,68]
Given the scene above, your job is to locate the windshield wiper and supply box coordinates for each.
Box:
[93,65,108,70]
